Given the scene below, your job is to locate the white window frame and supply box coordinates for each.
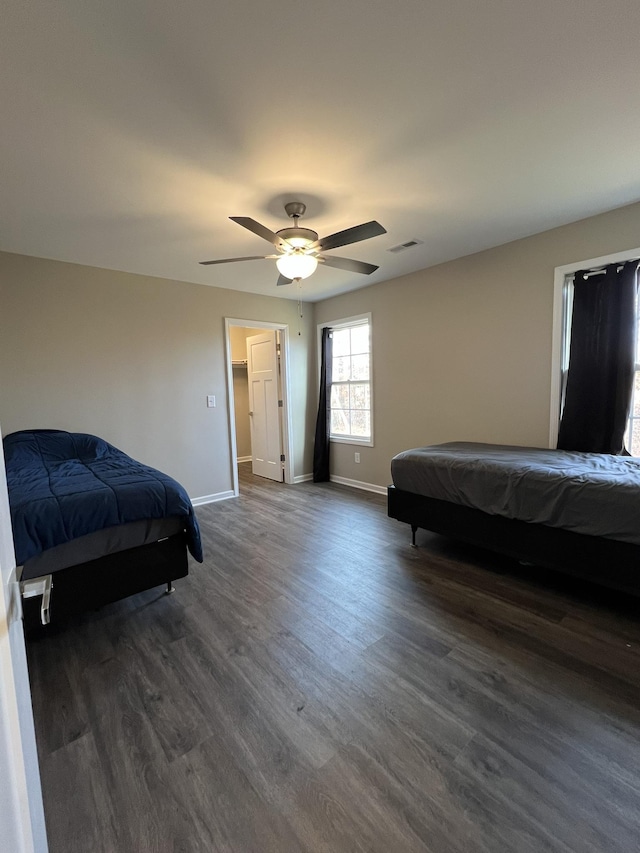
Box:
[317,312,374,447]
[628,295,640,454]
[550,245,640,448]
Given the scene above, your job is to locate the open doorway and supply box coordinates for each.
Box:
[225,319,294,495]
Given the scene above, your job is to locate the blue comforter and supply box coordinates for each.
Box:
[4,430,203,565]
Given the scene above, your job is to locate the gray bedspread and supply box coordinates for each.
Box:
[391,442,640,545]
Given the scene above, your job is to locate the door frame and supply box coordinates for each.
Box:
[0,420,48,852]
[224,318,294,495]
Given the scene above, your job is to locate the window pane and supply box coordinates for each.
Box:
[350,324,369,355]
[331,383,350,409]
[351,410,370,437]
[351,354,369,381]
[333,356,351,382]
[332,329,350,357]
[350,383,370,410]
[331,409,350,435]
[633,371,640,418]
[328,318,372,441]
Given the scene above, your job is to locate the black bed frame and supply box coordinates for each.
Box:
[388,485,640,597]
[22,532,189,632]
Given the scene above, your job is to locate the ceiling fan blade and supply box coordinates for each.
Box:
[230,217,291,251]
[319,255,379,275]
[276,274,293,286]
[199,255,269,266]
[312,221,386,252]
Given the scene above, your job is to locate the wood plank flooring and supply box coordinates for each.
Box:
[26,464,640,852]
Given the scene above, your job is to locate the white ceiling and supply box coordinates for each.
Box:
[2,0,640,302]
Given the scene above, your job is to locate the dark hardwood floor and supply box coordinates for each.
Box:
[27,464,640,852]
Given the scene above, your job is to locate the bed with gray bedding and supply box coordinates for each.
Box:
[388,442,640,595]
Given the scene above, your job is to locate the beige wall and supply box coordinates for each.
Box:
[0,252,316,499]
[4,199,640,497]
[315,201,640,488]
[229,326,263,460]
[232,367,252,459]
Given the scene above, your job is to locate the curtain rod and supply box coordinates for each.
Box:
[583,267,621,279]
[576,258,640,280]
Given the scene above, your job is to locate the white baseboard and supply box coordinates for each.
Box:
[191,490,236,507]
[236,456,252,464]
[193,474,383,494]
[329,475,386,495]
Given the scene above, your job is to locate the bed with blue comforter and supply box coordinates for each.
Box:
[4,429,203,626]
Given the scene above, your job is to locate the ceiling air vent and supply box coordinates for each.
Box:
[387,239,423,254]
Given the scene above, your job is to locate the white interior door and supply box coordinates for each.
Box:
[247,331,282,481]
[0,425,48,852]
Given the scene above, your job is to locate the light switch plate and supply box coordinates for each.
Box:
[207,395,216,408]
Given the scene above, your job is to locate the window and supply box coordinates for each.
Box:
[328,316,373,445]
[558,277,574,420]
[626,295,640,455]
[556,256,640,454]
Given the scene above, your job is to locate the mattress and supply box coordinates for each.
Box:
[390,442,640,545]
[20,516,184,580]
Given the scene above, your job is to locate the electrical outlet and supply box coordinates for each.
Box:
[354,452,360,463]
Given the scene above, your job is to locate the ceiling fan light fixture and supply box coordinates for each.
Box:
[199,202,386,286]
[276,252,318,281]
[287,236,314,248]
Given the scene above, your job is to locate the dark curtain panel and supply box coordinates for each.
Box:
[557,260,638,454]
[313,327,333,482]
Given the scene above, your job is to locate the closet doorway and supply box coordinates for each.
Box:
[225,319,294,495]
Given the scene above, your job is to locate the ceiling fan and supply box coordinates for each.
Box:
[199,202,386,286]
